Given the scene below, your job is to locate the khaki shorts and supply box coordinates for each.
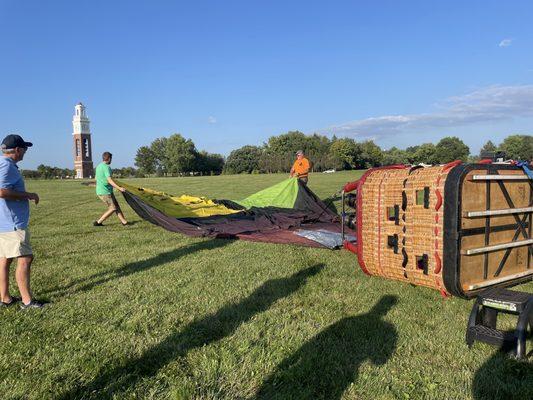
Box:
[98,194,122,213]
[0,229,33,258]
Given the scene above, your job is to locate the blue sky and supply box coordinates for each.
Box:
[0,0,532,168]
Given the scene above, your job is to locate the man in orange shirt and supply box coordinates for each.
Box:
[290,150,310,185]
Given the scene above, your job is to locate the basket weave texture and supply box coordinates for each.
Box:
[360,166,451,292]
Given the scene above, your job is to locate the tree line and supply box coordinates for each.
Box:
[134,134,224,176]
[20,133,533,179]
[22,165,76,179]
[134,131,532,176]
[22,165,141,179]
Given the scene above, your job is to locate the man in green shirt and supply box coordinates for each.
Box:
[94,151,128,226]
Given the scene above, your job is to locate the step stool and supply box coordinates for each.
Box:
[466,288,533,359]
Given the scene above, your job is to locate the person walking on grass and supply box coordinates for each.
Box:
[289,150,310,185]
[0,134,43,309]
[94,151,129,227]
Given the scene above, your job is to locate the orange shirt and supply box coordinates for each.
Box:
[292,157,310,177]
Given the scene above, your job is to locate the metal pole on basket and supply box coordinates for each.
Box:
[341,190,345,242]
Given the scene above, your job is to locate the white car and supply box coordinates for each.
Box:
[323,169,336,173]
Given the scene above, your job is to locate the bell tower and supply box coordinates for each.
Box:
[72,102,94,178]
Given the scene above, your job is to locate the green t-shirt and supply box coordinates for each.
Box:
[95,162,113,195]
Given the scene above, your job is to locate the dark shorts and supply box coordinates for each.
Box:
[298,177,308,185]
[98,193,122,212]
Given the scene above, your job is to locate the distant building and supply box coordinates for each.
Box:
[72,103,94,178]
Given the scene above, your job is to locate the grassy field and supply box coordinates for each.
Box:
[0,171,531,400]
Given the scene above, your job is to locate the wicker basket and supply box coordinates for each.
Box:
[345,163,533,298]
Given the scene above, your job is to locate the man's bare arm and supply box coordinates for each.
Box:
[0,188,39,204]
[107,177,126,192]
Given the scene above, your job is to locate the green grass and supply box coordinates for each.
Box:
[1,171,531,400]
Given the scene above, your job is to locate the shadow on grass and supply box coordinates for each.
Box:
[472,351,533,399]
[253,295,398,400]
[42,239,230,298]
[120,220,141,227]
[57,263,325,400]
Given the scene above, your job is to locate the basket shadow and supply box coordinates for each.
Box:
[472,350,533,400]
[56,263,325,400]
[252,295,399,400]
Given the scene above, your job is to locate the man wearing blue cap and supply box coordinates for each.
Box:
[0,134,43,309]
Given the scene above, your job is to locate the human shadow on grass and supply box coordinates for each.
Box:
[252,295,398,400]
[42,239,230,298]
[57,264,325,400]
[118,220,141,227]
[472,349,533,399]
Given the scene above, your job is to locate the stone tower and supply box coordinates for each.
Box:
[72,102,94,178]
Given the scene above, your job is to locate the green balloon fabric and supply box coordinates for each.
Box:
[235,178,299,209]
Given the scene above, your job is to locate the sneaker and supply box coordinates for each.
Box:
[0,296,21,307]
[93,221,104,227]
[20,300,46,310]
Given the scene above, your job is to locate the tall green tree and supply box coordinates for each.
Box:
[150,137,169,175]
[164,134,198,174]
[260,131,335,172]
[134,146,157,175]
[266,131,309,155]
[224,145,263,174]
[206,153,225,174]
[404,145,420,164]
[382,147,409,165]
[258,152,291,173]
[433,136,470,163]
[305,134,333,171]
[411,143,436,164]
[37,164,54,179]
[356,140,383,168]
[480,140,497,154]
[196,151,224,175]
[499,135,533,160]
[328,138,358,169]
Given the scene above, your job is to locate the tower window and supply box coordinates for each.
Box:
[84,139,89,158]
[76,139,81,157]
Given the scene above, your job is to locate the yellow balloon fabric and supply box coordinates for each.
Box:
[117,181,241,218]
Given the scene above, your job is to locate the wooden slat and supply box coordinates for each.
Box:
[467,270,533,290]
[462,238,533,255]
[465,206,533,218]
[471,174,529,181]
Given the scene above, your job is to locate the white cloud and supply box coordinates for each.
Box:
[326,85,533,139]
[499,38,512,47]
[208,116,217,124]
